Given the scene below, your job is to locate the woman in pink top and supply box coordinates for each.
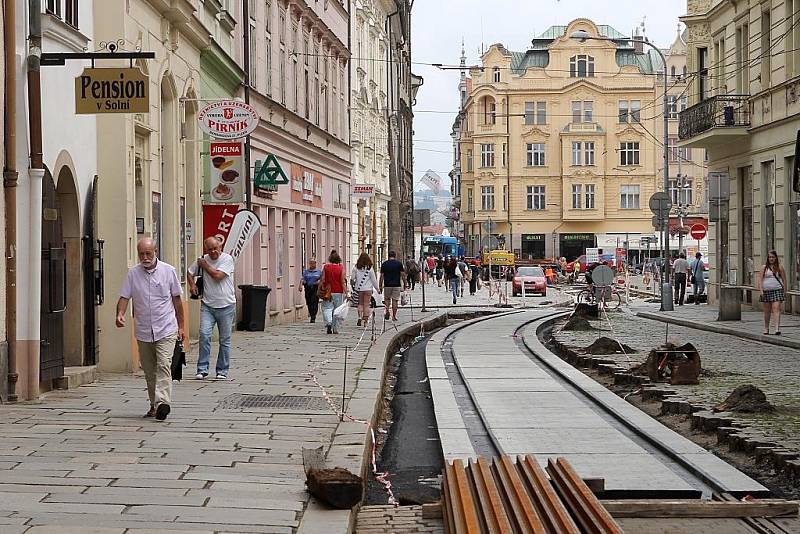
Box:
[319,250,348,334]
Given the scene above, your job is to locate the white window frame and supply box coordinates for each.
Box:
[620,142,640,166]
[467,188,474,212]
[527,185,546,210]
[526,143,545,167]
[480,143,495,168]
[585,184,595,209]
[572,142,582,166]
[481,185,495,211]
[572,101,593,123]
[620,184,641,209]
[572,184,582,209]
[493,67,501,83]
[570,54,595,77]
[584,141,595,165]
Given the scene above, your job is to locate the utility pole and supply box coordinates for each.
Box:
[242,0,252,210]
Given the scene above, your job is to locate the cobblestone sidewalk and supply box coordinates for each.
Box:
[0,285,469,534]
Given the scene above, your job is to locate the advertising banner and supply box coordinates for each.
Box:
[290,164,323,207]
[202,204,240,249]
[223,209,261,262]
[75,68,149,114]
[208,142,244,203]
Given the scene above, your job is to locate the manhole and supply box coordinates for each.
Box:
[217,394,339,412]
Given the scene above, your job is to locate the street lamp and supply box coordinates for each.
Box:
[570,30,673,310]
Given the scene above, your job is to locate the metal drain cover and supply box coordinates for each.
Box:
[218,394,338,411]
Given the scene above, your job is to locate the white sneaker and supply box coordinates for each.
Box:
[215,374,227,380]
[195,372,207,380]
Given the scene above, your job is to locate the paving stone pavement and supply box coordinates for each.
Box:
[553,307,800,446]
[354,505,443,533]
[0,285,479,533]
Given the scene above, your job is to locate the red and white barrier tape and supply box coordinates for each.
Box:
[303,321,398,506]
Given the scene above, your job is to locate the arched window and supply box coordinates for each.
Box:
[570,55,595,77]
[671,65,677,79]
[493,66,501,83]
[682,65,688,77]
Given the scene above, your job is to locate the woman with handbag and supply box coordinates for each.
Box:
[351,253,378,327]
[319,250,348,334]
[758,250,788,335]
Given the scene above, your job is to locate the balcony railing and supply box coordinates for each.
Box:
[678,94,750,140]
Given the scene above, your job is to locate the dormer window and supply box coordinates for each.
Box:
[570,55,594,77]
[493,66,501,83]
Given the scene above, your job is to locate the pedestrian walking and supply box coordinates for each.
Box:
[405,256,420,291]
[379,250,406,321]
[351,252,379,327]
[690,252,706,304]
[319,250,347,334]
[672,253,690,305]
[435,255,444,287]
[298,258,322,323]
[758,250,788,335]
[457,256,468,297]
[445,257,463,305]
[425,255,435,285]
[188,237,236,380]
[468,260,480,295]
[115,238,184,421]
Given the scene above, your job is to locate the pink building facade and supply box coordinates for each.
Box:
[234,0,351,325]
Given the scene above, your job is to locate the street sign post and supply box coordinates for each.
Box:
[649,192,673,312]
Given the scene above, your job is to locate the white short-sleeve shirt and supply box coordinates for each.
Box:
[190,252,236,308]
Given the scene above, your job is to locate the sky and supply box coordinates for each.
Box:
[410,0,687,192]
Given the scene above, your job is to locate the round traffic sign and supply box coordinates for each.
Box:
[690,224,707,240]
[648,192,672,215]
[592,265,614,286]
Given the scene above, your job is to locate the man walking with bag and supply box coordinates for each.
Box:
[116,238,184,421]
[188,237,236,380]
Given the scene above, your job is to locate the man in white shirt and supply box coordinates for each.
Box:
[672,252,691,306]
[188,237,236,379]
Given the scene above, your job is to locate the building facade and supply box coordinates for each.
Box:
[387,0,421,259]
[459,19,660,262]
[448,42,470,243]
[660,27,710,258]
[350,0,392,267]
[94,0,210,373]
[679,0,800,311]
[240,0,351,325]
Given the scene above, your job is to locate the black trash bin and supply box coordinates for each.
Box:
[237,284,271,331]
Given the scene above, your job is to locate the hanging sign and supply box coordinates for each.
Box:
[74,68,149,114]
[223,209,261,262]
[352,184,376,198]
[208,142,244,203]
[197,100,259,139]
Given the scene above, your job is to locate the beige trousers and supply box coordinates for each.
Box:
[137,333,176,408]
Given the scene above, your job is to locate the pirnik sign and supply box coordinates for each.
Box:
[75,68,149,114]
[197,100,259,140]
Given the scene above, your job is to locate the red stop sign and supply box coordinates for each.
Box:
[690,224,707,240]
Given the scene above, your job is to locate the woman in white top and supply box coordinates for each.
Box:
[351,252,379,327]
[757,249,788,335]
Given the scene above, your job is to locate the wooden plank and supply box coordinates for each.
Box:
[422,502,443,520]
[600,499,799,519]
[517,455,579,534]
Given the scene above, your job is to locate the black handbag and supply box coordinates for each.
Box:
[171,340,186,381]
[190,265,204,300]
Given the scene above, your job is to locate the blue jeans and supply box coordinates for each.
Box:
[321,293,343,331]
[197,303,235,376]
[450,278,459,301]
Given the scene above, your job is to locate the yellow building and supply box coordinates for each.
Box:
[459,19,661,262]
